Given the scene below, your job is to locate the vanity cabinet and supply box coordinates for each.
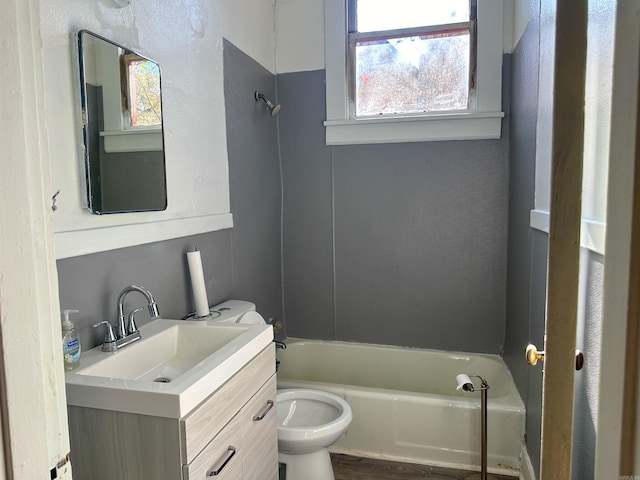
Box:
[68,345,277,480]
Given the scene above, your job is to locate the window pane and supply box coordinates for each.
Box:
[128,60,162,127]
[357,0,470,32]
[355,31,470,116]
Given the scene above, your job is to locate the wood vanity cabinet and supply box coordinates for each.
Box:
[68,345,278,480]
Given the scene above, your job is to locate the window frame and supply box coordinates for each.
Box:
[98,48,163,153]
[347,0,478,120]
[120,53,163,131]
[324,0,505,145]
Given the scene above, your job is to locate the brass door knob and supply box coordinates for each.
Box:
[526,344,545,366]
[526,344,585,370]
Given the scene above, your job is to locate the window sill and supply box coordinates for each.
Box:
[530,209,606,255]
[323,112,504,145]
[101,129,163,153]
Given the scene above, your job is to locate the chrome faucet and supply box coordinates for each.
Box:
[93,284,160,352]
[116,284,160,338]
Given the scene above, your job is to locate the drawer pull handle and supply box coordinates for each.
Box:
[253,400,274,421]
[207,446,236,476]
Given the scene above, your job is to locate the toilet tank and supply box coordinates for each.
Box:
[210,300,264,324]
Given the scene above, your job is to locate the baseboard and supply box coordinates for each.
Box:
[520,446,537,480]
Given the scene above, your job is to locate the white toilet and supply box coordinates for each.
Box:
[277,389,352,480]
[208,301,353,480]
[208,299,267,324]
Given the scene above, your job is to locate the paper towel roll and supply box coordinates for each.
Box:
[187,249,210,317]
[456,373,473,391]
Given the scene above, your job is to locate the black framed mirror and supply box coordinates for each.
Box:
[78,30,167,214]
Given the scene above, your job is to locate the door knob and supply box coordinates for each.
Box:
[575,349,584,370]
[526,344,584,370]
[526,344,544,366]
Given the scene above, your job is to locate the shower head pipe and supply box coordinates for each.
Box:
[255,90,281,117]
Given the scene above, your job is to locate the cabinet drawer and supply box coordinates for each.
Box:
[183,414,242,480]
[242,375,277,480]
[181,345,275,463]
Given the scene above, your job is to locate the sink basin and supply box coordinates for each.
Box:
[65,318,273,418]
[77,323,245,381]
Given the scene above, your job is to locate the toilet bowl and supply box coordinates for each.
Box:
[277,389,352,480]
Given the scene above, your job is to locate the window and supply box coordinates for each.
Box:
[325,0,505,145]
[350,0,475,118]
[99,49,164,153]
[121,53,162,129]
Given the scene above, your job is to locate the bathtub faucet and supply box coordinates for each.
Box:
[273,340,285,373]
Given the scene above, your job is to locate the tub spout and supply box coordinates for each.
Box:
[274,340,287,349]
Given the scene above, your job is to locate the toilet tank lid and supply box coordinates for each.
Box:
[210,299,257,322]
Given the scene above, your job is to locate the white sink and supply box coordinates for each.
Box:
[65,318,273,418]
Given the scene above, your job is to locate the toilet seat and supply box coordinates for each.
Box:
[276,389,352,455]
[278,397,341,428]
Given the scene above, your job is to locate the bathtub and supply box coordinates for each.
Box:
[276,339,525,475]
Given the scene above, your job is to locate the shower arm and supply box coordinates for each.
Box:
[254,90,281,117]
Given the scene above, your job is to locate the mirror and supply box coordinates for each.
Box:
[78,30,167,214]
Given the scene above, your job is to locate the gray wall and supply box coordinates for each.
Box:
[502,9,545,476]
[572,250,603,480]
[57,231,233,351]
[56,39,284,352]
[278,69,510,353]
[224,39,283,327]
[504,10,541,398]
[503,6,604,478]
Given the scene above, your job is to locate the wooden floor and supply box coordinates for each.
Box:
[330,454,519,480]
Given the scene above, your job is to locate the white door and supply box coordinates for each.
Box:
[536,1,588,478]
[537,1,640,478]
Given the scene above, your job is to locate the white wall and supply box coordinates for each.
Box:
[275,0,325,73]
[223,0,276,73]
[512,0,538,50]
[275,0,516,74]
[41,0,277,258]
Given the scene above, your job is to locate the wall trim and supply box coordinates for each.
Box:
[324,113,504,145]
[55,213,233,259]
[530,209,605,255]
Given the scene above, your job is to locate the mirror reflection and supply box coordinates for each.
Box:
[78,30,167,214]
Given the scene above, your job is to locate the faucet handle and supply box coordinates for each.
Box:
[93,321,117,351]
[127,307,144,335]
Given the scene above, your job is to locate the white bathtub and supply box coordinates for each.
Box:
[276,339,525,475]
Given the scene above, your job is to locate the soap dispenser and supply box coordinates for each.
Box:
[62,309,81,371]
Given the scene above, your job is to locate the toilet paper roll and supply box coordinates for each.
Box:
[456,373,473,391]
[187,249,210,317]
